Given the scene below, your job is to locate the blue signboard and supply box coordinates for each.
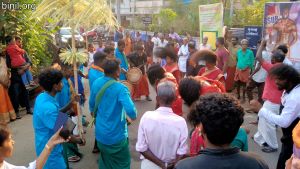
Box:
[244,26,262,56]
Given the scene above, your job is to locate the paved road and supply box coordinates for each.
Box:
[7,78,281,169]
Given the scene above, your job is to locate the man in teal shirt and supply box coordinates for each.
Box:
[88,51,106,90]
[88,52,106,153]
[89,58,137,169]
[115,40,129,80]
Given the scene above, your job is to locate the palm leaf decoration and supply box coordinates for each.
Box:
[59,49,88,65]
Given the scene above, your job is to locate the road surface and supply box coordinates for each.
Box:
[7,78,281,169]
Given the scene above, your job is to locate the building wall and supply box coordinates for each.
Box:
[113,0,168,15]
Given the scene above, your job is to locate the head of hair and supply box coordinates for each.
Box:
[162,47,178,62]
[188,93,244,146]
[5,36,13,44]
[272,50,285,63]
[88,44,94,48]
[216,37,225,45]
[135,45,144,51]
[103,46,115,54]
[117,39,125,47]
[103,58,120,75]
[270,64,300,85]
[0,126,10,147]
[188,41,196,49]
[277,44,288,54]
[147,64,166,85]
[194,50,217,64]
[38,68,63,92]
[157,81,176,106]
[93,52,107,64]
[15,36,22,41]
[179,77,201,106]
[241,39,249,44]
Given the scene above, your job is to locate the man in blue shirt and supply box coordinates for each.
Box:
[33,68,78,169]
[88,51,106,153]
[115,40,129,80]
[88,51,106,89]
[89,58,137,169]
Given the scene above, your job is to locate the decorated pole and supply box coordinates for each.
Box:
[71,1,83,138]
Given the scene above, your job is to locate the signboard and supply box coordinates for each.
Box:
[142,17,152,25]
[244,26,262,56]
[199,3,223,50]
[264,2,300,61]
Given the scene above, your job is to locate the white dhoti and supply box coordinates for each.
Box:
[178,56,187,73]
[141,159,161,169]
[254,100,280,149]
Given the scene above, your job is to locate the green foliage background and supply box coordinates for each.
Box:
[139,0,289,36]
[0,0,56,74]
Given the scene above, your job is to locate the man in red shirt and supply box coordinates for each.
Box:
[251,40,285,153]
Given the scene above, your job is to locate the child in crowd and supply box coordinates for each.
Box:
[6,36,35,87]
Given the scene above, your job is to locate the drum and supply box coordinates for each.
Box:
[126,67,142,84]
[121,80,133,95]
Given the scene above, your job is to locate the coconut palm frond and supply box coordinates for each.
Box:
[59,50,88,65]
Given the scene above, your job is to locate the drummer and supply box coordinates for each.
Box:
[147,64,183,116]
[127,45,152,101]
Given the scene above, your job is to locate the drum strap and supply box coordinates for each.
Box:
[93,80,116,118]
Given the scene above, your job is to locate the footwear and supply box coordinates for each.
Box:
[16,115,22,119]
[92,148,100,154]
[146,96,152,101]
[262,145,277,153]
[68,155,81,162]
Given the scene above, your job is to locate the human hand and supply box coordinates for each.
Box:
[261,40,267,47]
[72,94,81,103]
[79,137,86,146]
[48,127,70,148]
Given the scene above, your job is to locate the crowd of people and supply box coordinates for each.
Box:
[0,26,300,169]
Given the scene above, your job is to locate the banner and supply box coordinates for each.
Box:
[244,26,262,56]
[199,3,223,49]
[264,2,300,61]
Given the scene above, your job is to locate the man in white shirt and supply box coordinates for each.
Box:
[136,81,188,169]
[199,36,212,50]
[158,33,168,48]
[178,38,189,78]
[253,64,300,169]
[151,32,160,63]
[247,42,272,103]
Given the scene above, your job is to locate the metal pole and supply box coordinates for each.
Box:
[116,0,121,24]
[229,0,234,26]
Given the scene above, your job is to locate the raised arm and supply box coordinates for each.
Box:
[256,40,266,63]
[36,128,68,169]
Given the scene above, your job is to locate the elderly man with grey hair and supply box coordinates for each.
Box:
[199,36,212,50]
[234,38,254,101]
[136,81,188,169]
